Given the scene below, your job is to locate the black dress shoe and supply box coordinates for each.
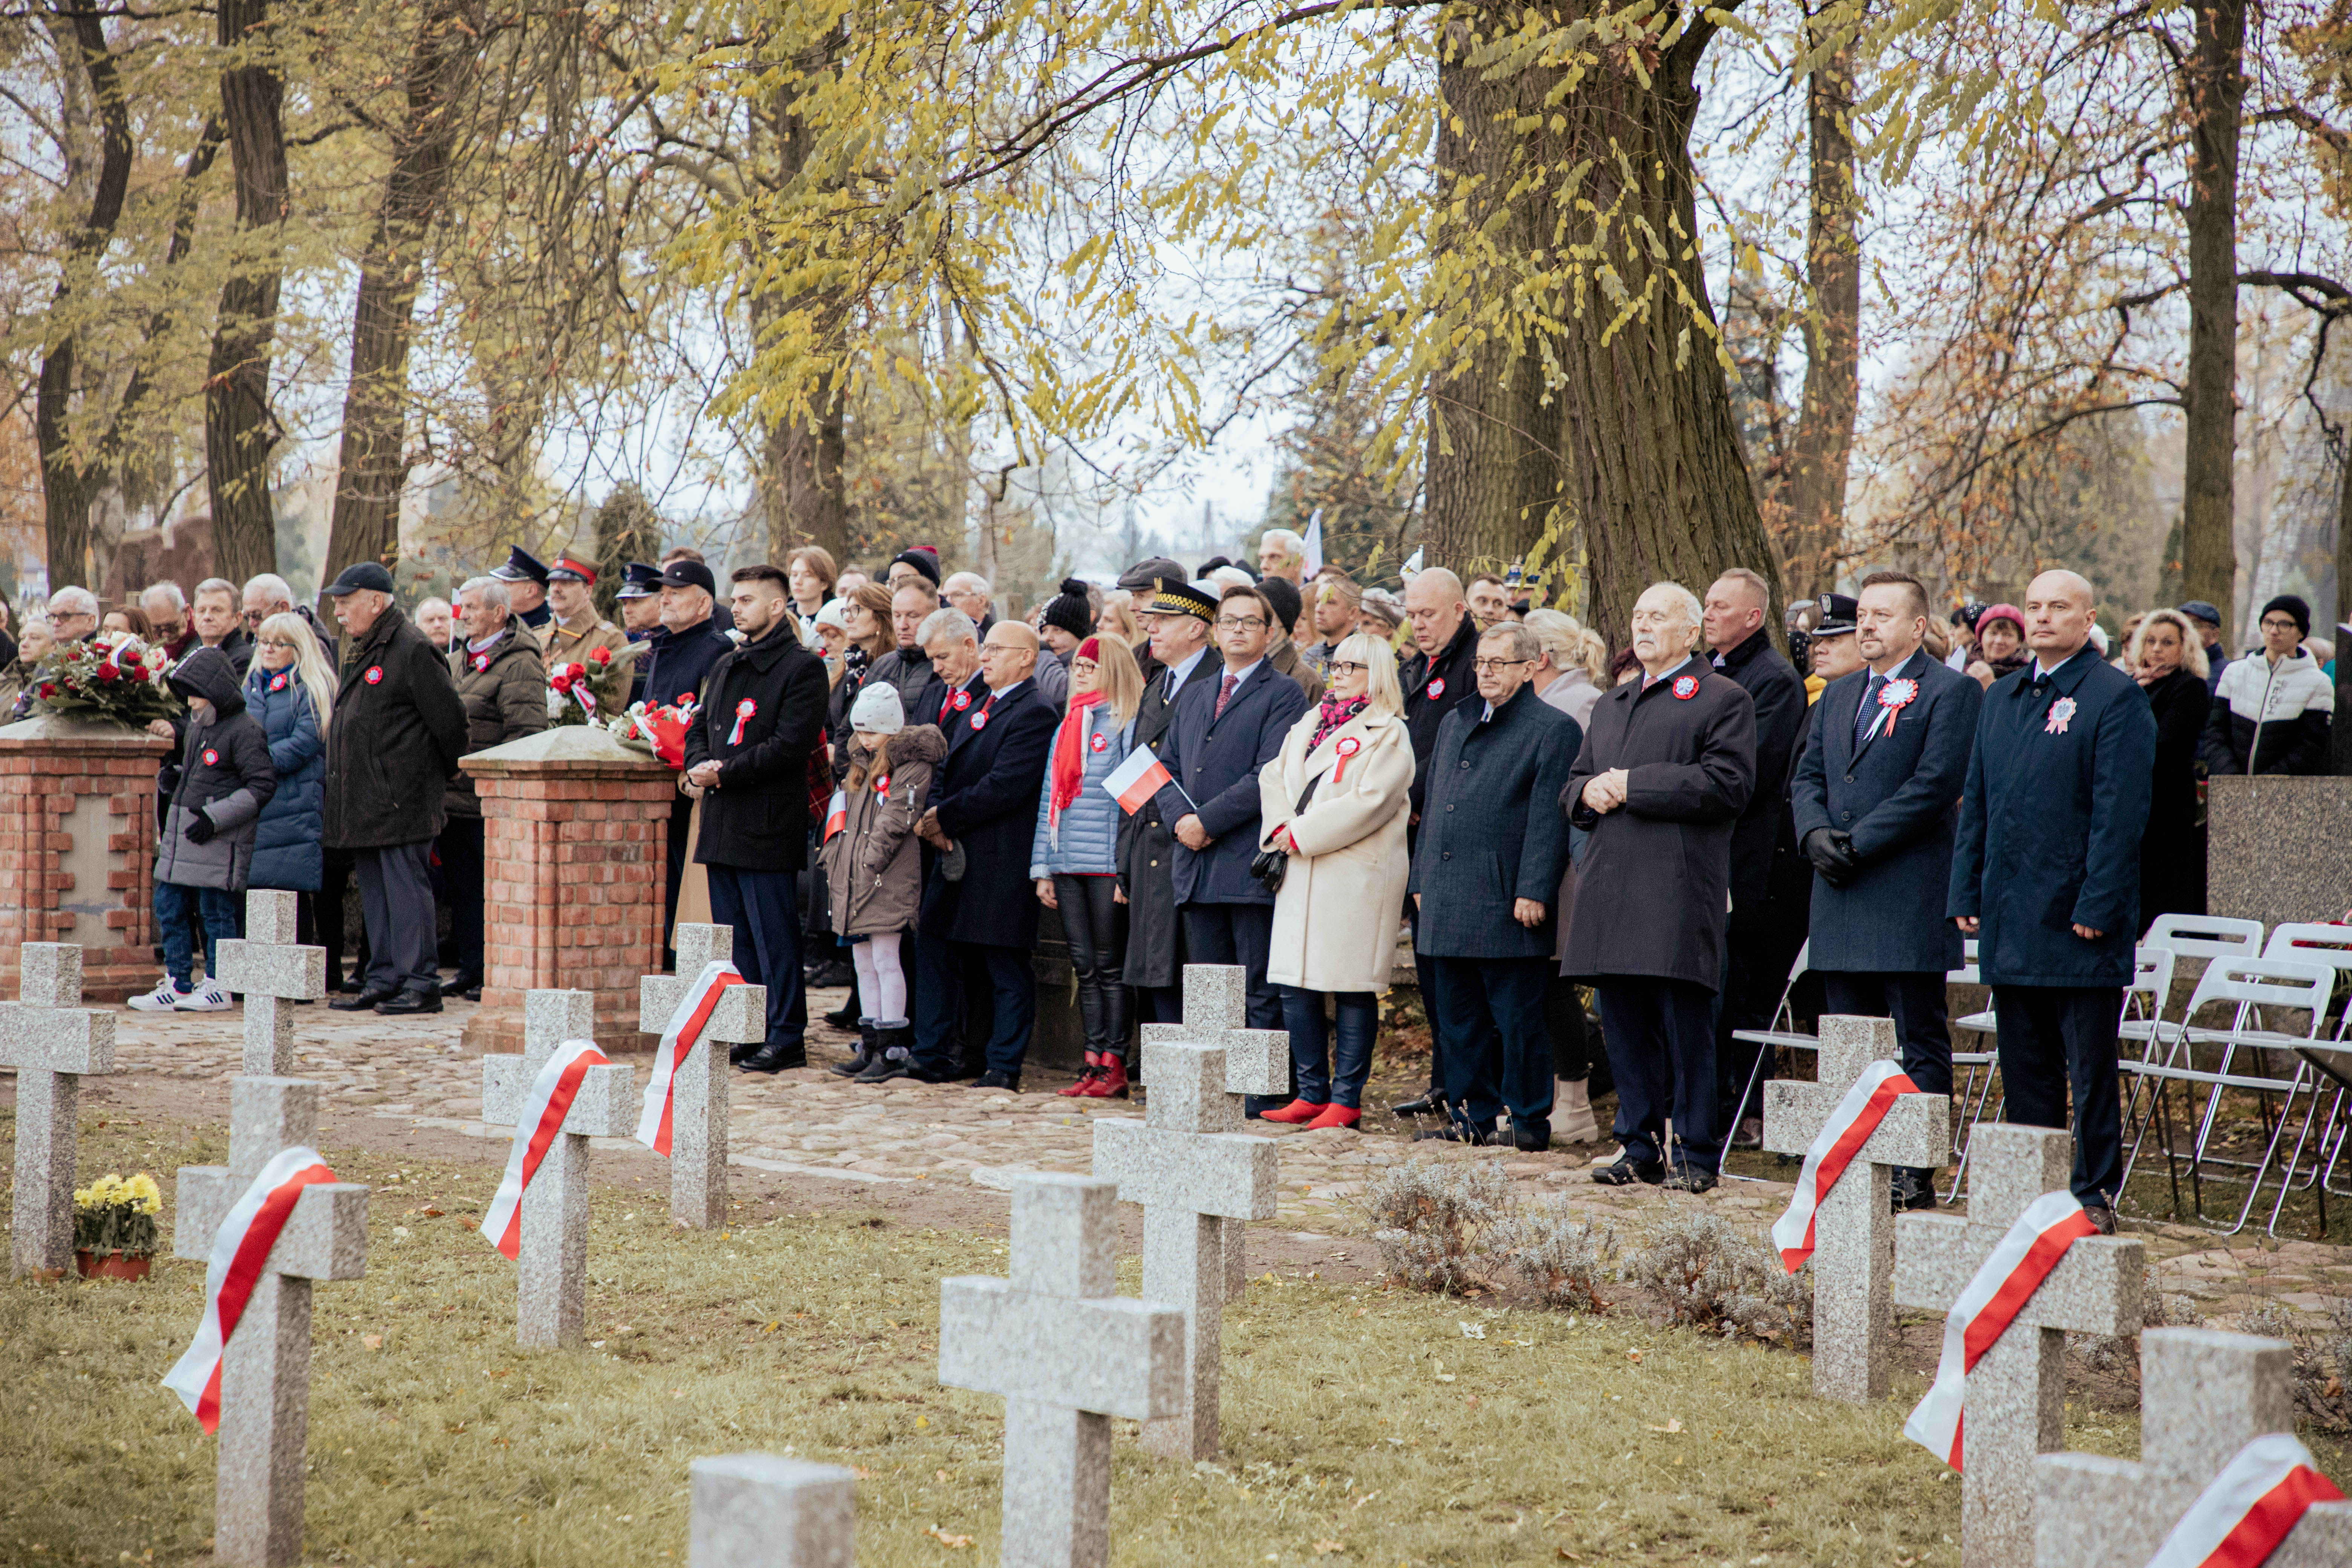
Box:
[1413,1120,1498,1145]
[738,1041,809,1074]
[972,1070,1021,1092]
[1390,1090,1443,1117]
[375,986,443,1015]
[1891,1168,1939,1212]
[1513,1118,1551,1153]
[330,986,395,1012]
[804,959,855,988]
[335,975,371,997]
[1592,1153,1666,1187]
[822,1002,861,1030]
[1662,1164,1718,1194]
[438,973,481,998]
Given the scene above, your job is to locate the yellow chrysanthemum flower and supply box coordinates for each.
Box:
[72,1187,92,1208]
[127,1173,161,1204]
[87,1175,123,1206]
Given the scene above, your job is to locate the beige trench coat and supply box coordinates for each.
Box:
[1257,708,1414,995]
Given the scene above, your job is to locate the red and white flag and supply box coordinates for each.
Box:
[162,1145,338,1432]
[1102,745,1174,815]
[1902,1189,2101,1468]
[636,961,745,1156]
[2146,1432,2347,1568]
[481,1040,611,1260]
[823,789,848,842]
[1771,1060,1922,1272]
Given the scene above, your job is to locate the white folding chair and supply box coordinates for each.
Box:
[1723,940,1813,1184]
[2115,944,2182,1174]
[2256,925,2352,1233]
[2116,957,2333,1234]
[1942,939,1999,1204]
[2142,915,2266,1050]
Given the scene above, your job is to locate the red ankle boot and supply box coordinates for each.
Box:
[1260,1098,1328,1124]
[1303,1103,1361,1130]
[1060,1052,1102,1096]
[1079,1054,1130,1098]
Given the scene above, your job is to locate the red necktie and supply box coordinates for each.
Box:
[1215,672,1239,718]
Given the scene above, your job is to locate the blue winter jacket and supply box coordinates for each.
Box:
[1029,702,1135,877]
[241,662,326,892]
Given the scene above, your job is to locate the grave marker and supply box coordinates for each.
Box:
[0,942,115,1275]
[213,890,326,1076]
[639,923,766,1229]
[940,1173,1184,1568]
[481,989,635,1346]
[690,1454,857,1568]
[1762,1013,1949,1403]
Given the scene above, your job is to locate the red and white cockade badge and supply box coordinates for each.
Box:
[1902,1189,2102,1469]
[1770,1060,1922,1272]
[971,710,989,731]
[1090,732,1109,753]
[1332,734,1363,783]
[1875,675,1920,735]
[364,666,383,685]
[1426,677,1446,700]
[473,653,491,672]
[2145,1431,2347,1568]
[269,672,288,692]
[728,697,757,745]
[951,689,972,711]
[162,1144,338,1432]
[201,749,219,766]
[635,961,746,1156]
[1671,674,1701,700]
[874,773,892,795]
[2044,695,2078,735]
[481,1039,613,1260]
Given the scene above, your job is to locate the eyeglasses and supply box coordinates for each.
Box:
[1472,657,1528,673]
[259,638,300,650]
[1072,659,1098,673]
[2260,617,2301,632]
[1215,616,1266,631]
[1326,660,1366,676]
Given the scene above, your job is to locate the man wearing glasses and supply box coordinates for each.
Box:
[2201,593,2334,776]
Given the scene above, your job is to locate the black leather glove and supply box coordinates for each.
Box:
[1801,827,1859,887]
[184,811,218,846]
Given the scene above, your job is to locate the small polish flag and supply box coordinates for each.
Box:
[1102,745,1173,815]
[824,789,847,841]
[1302,510,1325,576]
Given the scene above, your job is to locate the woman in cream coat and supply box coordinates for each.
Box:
[1256,633,1415,1129]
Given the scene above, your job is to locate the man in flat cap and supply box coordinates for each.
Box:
[542,553,630,673]
[490,546,553,641]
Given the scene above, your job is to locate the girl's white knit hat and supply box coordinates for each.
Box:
[849,682,905,734]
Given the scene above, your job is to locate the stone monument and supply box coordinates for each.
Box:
[1,941,116,1275]
[690,1454,856,1568]
[213,890,326,1076]
[638,923,766,1229]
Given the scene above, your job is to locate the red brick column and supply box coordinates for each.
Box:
[0,716,172,1001]
[458,727,677,1054]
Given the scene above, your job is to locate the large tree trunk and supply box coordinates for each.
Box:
[2179,0,2246,631]
[2334,439,2352,775]
[755,35,848,565]
[203,0,291,586]
[1780,2,1863,599]
[322,0,480,594]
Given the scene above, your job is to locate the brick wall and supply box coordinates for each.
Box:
[0,721,171,1001]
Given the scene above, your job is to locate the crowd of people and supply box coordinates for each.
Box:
[11,531,2339,1224]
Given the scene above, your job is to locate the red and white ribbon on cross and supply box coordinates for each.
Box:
[162,1145,338,1433]
[2146,1432,2347,1568]
[481,1040,612,1260]
[635,961,746,1156]
[1770,1060,1922,1272]
[1902,1189,2101,1469]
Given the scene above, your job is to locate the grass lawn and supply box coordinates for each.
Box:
[0,1119,2335,1566]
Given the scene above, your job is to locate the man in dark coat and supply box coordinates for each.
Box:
[643,557,737,966]
[900,616,1058,1090]
[1409,623,1579,1148]
[1791,570,1983,1208]
[320,563,469,1016]
[1699,568,1809,1146]
[438,575,548,1001]
[1949,569,2155,1227]
[1563,581,1757,1191]
[1115,578,1219,1022]
[1153,584,1310,1039]
[684,564,830,1072]
[1392,567,1484,1116]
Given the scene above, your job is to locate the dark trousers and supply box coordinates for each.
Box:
[1819,971,1956,1097]
[1596,978,1721,1171]
[1054,874,1130,1057]
[1432,956,1555,1127]
[436,815,486,981]
[705,865,807,1049]
[1545,974,1591,1082]
[319,848,364,987]
[1282,987,1379,1108]
[1408,892,1444,1094]
[913,933,1036,1077]
[355,840,439,993]
[1179,902,1280,1027]
[663,793,694,969]
[1718,924,1807,1127]
[1992,984,2125,1205]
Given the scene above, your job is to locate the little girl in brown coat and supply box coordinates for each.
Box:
[819,681,946,1080]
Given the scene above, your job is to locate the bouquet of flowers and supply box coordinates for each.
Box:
[73,1171,162,1259]
[606,697,698,769]
[29,633,181,727]
[547,641,644,726]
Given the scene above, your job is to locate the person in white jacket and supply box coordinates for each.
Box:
[2200,594,2335,776]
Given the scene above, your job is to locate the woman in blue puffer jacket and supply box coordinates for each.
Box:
[1031,634,1145,1099]
[241,612,334,932]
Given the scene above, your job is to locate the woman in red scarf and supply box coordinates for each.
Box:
[1030,635,1145,1096]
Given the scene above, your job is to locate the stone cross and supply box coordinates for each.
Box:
[939,1173,1184,1568]
[1,942,115,1275]
[1762,1014,1951,1403]
[214,891,326,1076]
[690,1454,856,1568]
[175,1077,369,1567]
[2034,1327,2352,1566]
[1138,963,1291,1301]
[481,989,635,1347]
[1893,1123,2145,1568]
[639,923,767,1230]
[1092,1031,1279,1461]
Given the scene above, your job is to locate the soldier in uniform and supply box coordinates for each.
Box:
[490,546,553,640]
[541,554,630,672]
[1116,579,1217,1023]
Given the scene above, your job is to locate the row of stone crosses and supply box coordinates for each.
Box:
[3,894,2346,1566]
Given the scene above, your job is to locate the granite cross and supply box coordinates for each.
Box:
[2034,1326,2352,1566]
[174,1077,369,1567]
[213,890,327,1076]
[939,1173,1184,1568]
[481,989,636,1347]
[1892,1123,2144,1568]
[1137,963,1291,1301]
[690,1454,857,1568]
[1,942,115,1276]
[1762,1013,1950,1403]
[639,923,767,1229]
[1092,1029,1279,1461]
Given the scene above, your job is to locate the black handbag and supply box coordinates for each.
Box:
[1248,769,1323,895]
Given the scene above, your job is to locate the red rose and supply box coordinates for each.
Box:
[37,683,54,698]
[94,663,119,683]
[590,646,611,666]
[120,649,142,668]
[551,672,575,693]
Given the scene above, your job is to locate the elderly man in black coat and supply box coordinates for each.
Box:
[1409,623,1580,1148]
[1563,581,1758,1191]
[1792,570,1984,1209]
[1949,569,2154,1227]
[1116,579,1219,1023]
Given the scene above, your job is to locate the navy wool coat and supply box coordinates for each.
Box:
[921,678,1058,948]
[1947,651,2156,988]
[1407,685,1579,959]
[1790,649,1983,974]
[1709,630,1808,932]
[1153,661,1310,906]
[240,663,325,893]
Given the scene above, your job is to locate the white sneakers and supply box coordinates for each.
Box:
[127,978,233,1012]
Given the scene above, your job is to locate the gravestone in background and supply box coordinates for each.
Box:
[2207,776,2352,929]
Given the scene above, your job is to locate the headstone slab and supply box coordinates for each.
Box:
[1093,1121,1276,1220]
[674,922,734,974]
[3,941,118,1275]
[689,1455,855,1568]
[214,942,326,1003]
[525,988,599,1065]
[1137,1038,1240,1136]
[638,936,766,1230]
[481,1052,637,1133]
[244,890,300,947]
[21,941,84,1009]
[214,892,328,1078]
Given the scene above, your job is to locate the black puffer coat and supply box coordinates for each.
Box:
[154,648,278,891]
[323,606,469,850]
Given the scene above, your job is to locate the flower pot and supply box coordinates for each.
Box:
[74,1249,152,1283]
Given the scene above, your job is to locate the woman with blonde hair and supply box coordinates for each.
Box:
[242,611,336,940]
[1256,632,1415,1128]
[1097,589,1144,657]
[1522,608,1607,726]
[2128,607,2211,928]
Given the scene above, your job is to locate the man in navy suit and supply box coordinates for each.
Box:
[1949,569,2155,1229]
[1792,570,1984,1209]
[1155,584,1311,1037]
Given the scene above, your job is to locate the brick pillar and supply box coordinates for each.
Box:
[0,715,172,1001]
[458,727,677,1054]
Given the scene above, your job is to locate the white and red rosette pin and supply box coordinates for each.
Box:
[1671,674,1700,700]
[269,672,288,692]
[1333,733,1364,782]
[364,666,383,685]
[1425,677,1446,700]
[1877,675,1920,732]
[201,748,219,766]
[728,696,758,745]
[2044,695,2077,735]
[1090,732,1109,752]
[951,689,972,711]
